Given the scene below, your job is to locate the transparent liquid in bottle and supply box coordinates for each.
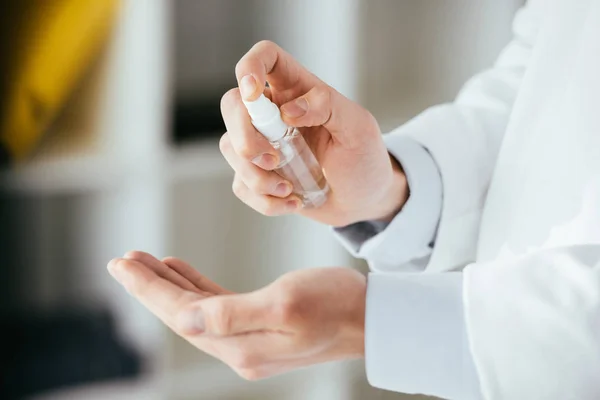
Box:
[271,127,329,208]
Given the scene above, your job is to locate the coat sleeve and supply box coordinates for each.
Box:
[363,3,558,399]
[398,2,542,272]
[464,244,600,399]
[333,136,443,272]
[337,2,543,273]
[366,244,600,399]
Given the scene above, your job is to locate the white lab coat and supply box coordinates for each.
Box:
[338,1,600,399]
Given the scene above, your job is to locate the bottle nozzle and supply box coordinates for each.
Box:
[243,94,289,141]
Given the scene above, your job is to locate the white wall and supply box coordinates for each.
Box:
[358,0,524,131]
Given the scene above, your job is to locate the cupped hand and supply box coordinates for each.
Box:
[108,251,366,380]
[220,40,408,227]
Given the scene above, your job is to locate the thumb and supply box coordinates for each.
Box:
[279,85,374,143]
[177,291,270,336]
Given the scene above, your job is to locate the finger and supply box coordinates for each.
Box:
[234,348,353,381]
[280,85,377,147]
[236,358,311,381]
[220,88,277,166]
[177,290,276,336]
[263,86,273,101]
[186,328,340,381]
[220,133,293,197]
[123,251,206,295]
[207,332,291,379]
[107,258,204,329]
[235,40,319,102]
[162,257,234,295]
[232,175,301,216]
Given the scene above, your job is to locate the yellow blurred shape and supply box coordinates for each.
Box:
[1,0,120,163]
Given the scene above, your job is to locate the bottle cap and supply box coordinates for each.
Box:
[243,94,288,141]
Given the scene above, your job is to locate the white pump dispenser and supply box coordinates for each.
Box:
[243,94,288,141]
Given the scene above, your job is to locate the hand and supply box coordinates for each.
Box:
[108,251,366,380]
[220,40,408,226]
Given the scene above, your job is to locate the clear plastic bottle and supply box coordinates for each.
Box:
[243,94,329,208]
[271,126,329,208]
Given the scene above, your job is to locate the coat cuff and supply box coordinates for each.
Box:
[333,136,442,272]
[365,272,482,400]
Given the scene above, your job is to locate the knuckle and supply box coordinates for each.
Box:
[231,177,244,198]
[237,368,262,381]
[234,59,244,77]
[230,350,258,370]
[234,57,252,79]
[311,85,333,122]
[220,88,239,113]
[236,137,256,160]
[179,291,202,307]
[236,40,279,77]
[273,289,299,325]
[254,40,278,54]
[306,85,330,109]
[261,200,281,217]
[219,133,231,153]
[245,174,265,193]
[314,84,331,102]
[205,301,231,335]
[173,302,204,337]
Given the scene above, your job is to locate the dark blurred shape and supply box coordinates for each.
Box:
[172,95,227,143]
[171,0,258,143]
[0,193,143,398]
[0,3,25,167]
[0,143,8,167]
[0,309,141,400]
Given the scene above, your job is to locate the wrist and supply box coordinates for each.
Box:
[323,270,366,360]
[371,154,409,223]
[339,274,367,359]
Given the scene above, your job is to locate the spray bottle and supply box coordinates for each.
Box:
[243,94,329,208]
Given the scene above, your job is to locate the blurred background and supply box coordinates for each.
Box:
[0,0,523,399]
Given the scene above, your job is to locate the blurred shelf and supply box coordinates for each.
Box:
[166,360,354,400]
[166,140,231,184]
[30,359,359,400]
[0,139,231,195]
[29,376,163,400]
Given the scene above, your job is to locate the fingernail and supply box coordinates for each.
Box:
[107,258,118,274]
[107,259,132,287]
[177,308,205,334]
[274,182,292,197]
[281,98,308,118]
[123,251,140,261]
[252,153,277,170]
[286,199,300,211]
[240,75,257,100]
